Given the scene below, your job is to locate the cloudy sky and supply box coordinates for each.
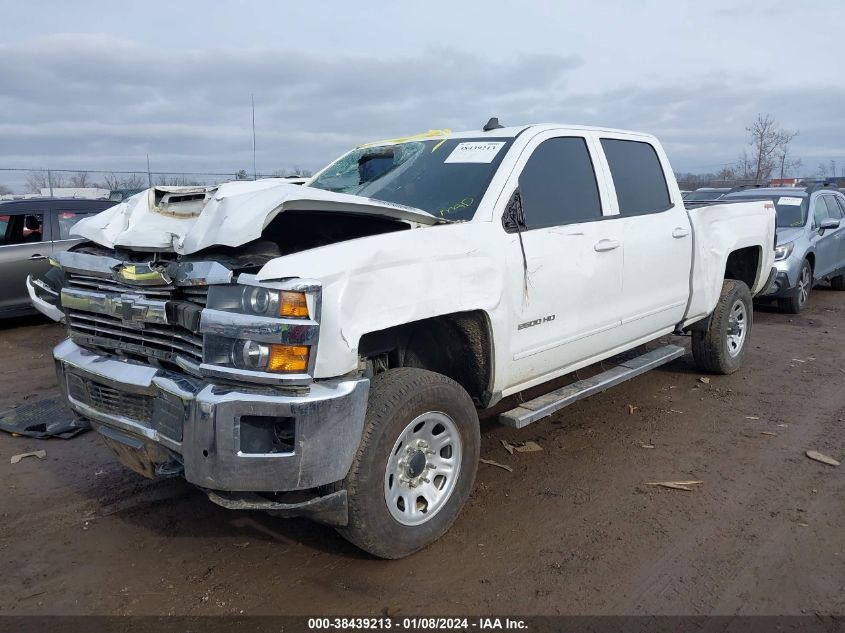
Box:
[1,0,843,190]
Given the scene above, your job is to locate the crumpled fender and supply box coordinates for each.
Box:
[683,200,776,324]
[256,221,506,379]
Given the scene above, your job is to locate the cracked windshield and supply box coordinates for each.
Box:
[309,137,513,220]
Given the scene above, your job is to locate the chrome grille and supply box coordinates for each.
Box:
[67,374,154,422]
[65,272,207,365]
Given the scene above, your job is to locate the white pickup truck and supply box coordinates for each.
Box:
[51,122,776,558]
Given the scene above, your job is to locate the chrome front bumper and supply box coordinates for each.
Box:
[54,339,369,495]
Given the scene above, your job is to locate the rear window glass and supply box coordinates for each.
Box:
[601,139,671,215]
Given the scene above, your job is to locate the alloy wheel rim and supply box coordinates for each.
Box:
[726,299,747,358]
[384,411,462,526]
[798,265,811,307]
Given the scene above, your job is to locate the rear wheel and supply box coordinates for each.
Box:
[778,259,812,313]
[692,279,752,375]
[337,368,480,559]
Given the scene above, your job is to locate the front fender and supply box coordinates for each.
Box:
[256,222,506,378]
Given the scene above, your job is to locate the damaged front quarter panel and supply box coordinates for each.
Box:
[255,221,506,380]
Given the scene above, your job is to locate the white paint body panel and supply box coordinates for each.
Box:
[70,124,776,397]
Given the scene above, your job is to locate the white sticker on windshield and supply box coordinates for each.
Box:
[444,142,505,164]
[778,196,803,206]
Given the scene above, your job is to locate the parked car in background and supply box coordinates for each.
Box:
[0,198,114,318]
[683,187,731,208]
[719,184,845,313]
[680,189,691,198]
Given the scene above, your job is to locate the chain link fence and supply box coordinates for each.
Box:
[0,167,312,201]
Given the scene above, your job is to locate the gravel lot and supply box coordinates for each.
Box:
[1,290,844,616]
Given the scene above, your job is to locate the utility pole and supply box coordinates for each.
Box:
[780,152,785,180]
[251,93,257,180]
[146,154,153,188]
[47,169,54,197]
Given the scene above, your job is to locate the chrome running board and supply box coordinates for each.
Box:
[499,344,685,429]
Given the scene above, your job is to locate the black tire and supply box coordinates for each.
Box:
[831,275,845,291]
[692,279,753,375]
[337,368,480,559]
[778,259,812,314]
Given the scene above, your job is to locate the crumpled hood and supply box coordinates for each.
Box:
[71,179,441,255]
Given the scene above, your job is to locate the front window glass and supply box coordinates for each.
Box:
[309,137,513,221]
[518,137,602,229]
[812,197,831,227]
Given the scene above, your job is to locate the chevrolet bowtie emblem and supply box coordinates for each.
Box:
[112,296,149,325]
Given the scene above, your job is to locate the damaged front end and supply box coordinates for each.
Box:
[51,242,369,526]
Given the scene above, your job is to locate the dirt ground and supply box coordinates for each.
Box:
[1,290,844,617]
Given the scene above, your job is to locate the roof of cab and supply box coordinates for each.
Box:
[358,123,657,146]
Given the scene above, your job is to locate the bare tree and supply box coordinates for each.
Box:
[101,172,147,190]
[154,174,203,186]
[25,170,66,193]
[775,148,802,179]
[69,171,92,187]
[734,149,757,181]
[740,114,798,182]
[0,185,12,195]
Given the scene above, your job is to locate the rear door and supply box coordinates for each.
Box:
[595,135,693,343]
[50,199,112,254]
[0,204,52,312]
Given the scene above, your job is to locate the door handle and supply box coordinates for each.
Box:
[594,239,621,252]
[28,254,47,261]
[672,227,690,238]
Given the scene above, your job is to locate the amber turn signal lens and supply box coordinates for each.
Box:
[279,291,308,318]
[267,345,309,373]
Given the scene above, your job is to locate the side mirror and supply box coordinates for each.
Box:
[502,189,526,232]
[819,218,840,233]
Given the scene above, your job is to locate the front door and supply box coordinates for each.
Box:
[504,134,623,392]
[810,195,844,278]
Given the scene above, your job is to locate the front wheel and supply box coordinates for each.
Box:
[337,368,480,559]
[778,259,812,313]
[692,279,753,375]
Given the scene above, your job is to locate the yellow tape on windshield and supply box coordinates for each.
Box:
[357,129,451,149]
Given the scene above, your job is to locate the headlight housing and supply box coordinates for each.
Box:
[774,242,794,261]
[199,275,321,384]
[205,284,310,319]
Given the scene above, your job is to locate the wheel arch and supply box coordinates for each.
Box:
[724,245,762,289]
[358,310,495,407]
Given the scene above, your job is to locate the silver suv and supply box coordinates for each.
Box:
[721,184,845,313]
